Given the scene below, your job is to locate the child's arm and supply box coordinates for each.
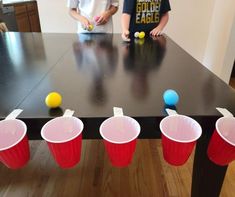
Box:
[96,5,119,26]
[150,12,169,36]
[121,13,131,41]
[69,8,91,30]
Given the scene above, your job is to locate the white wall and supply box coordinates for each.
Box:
[37,0,77,33]
[37,0,235,83]
[164,0,215,62]
[220,18,235,83]
[203,0,235,83]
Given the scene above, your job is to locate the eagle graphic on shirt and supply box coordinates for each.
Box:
[136,0,161,24]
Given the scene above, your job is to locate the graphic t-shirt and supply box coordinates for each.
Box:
[123,0,171,34]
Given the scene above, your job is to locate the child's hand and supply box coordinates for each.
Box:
[80,16,91,30]
[150,26,163,37]
[122,30,131,42]
[96,11,111,26]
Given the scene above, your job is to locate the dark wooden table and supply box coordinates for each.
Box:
[1,33,235,197]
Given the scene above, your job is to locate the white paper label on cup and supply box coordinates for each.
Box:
[63,109,75,117]
[165,109,178,116]
[216,107,234,117]
[5,109,23,120]
[113,107,124,117]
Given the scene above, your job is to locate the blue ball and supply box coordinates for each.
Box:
[163,89,179,106]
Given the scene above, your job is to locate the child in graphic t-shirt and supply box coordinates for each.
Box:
[122,0,171,41]
[67,0,119,33]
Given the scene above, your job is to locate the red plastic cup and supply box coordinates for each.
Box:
[207,117,235,166]
[41,116,83,169]
[160,115,202,166]
[0,119,30,169]
[100,116,141,167]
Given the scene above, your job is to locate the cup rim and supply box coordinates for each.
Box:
[41,116,84,143]
[99,116,141,144]
[160,114,202,143]
[0,119,27,151]
[216,116,235,146]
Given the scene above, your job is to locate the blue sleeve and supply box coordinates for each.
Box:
[160,0,171,15]
[122,0,135,14]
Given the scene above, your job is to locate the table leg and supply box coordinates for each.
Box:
[191,117,228,197]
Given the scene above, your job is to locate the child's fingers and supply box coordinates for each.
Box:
[96,16,107,25]
[122,34,130,42]
[124,32,129,37]
[150,31,155,36]
[96,17,102,24]
[83,19,89,27]
[157,31,162,36]
[150,29,161,37]
[150,29,156,36]
[82,22,90,30]
[96,20,103,25]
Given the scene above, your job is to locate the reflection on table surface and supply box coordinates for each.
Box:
[73,34,118,106]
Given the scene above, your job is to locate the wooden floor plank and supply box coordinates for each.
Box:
[0,140,234,197]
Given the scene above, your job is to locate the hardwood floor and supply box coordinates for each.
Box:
[0,140,234,197]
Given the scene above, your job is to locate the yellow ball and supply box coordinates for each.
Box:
[45,92,62,108]
[87,24,94,31]
[139,31,145,39]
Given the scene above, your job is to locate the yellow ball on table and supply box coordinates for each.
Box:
[138,31,145,39]
[45,92,62,108]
